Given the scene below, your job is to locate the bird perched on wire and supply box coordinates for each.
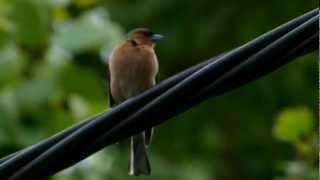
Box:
[107,28,163,176]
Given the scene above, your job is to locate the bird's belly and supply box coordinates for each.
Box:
[118,72,152,98]
[110,59,157,102]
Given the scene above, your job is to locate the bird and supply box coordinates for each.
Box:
[107,28,163,176]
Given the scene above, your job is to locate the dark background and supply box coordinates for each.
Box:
[0,0,317,179]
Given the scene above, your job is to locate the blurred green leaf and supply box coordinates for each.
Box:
[44,44,72,68]
[0,0,11,14]
[0,0,14,37]
[53,8,122,53]
[68,94,89,119]
[0,88,21,146]
[9,0,51,47]
[31,107,73,137]
[15,76,58,112]
[273,106,314,143]
[0,43,25,87]
[59,64,105,101]
[52,5,69,22]
[75,0,97,8]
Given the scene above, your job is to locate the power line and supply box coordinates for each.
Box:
[0,8,318,180]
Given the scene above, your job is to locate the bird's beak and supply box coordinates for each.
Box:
[151,34,164,43]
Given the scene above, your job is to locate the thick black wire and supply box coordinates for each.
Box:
[84,14,318,161]
[0,8,318,180]
[0,9,316,177]
[198,16,319,97]
[0,53,227,179]
[9,11,317,177]
[0,112,103,177]
[70,20,317,180]
[0,154,17,165]
[1,8,316,167]
[79,29,318,176]
[3,10,320,180]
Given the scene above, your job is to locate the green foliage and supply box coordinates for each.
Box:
[0,43,25,86]
[10,0,51,47]
[0,0,123,177]
[53,8,122,53]
[273,107,317,180]
[0,0,317,179]
[273,107,314,143]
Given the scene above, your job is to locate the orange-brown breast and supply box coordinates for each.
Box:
[108,41,158,103]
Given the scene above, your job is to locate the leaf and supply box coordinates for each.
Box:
[0,43,25,87]
[0,88,21,145]
[52,8,123,53]
[68,94,89,119]
[15,76,58,112]
[0,0,14,36]
[9,0,51,47]
[75,0,97,8]
[59,64,105,101]
[273,106,314,143]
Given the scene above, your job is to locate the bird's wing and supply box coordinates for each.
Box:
[106,64,115,107]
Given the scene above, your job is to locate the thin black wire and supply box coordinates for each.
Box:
[0,9,318,180]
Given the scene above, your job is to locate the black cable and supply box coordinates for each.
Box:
[1,8,317,169]
[1,8,316,169]
[86,14,318,159]
[88,14,318,150]
[0,153,17,165]
[5,10,320,180]
[1,8,315,176]
[199,16,319,97]
[9,10,317,179]
[0,8,317,179]
[0,112,104,177]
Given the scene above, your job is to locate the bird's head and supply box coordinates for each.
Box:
[127,28,164,47]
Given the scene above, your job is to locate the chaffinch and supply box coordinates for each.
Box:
[107,28,163,176]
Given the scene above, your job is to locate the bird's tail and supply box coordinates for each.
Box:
[129,133,151,176]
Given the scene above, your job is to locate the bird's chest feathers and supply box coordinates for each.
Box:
[110,46,158,100]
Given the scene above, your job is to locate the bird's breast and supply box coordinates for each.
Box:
[109,44,158,102]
